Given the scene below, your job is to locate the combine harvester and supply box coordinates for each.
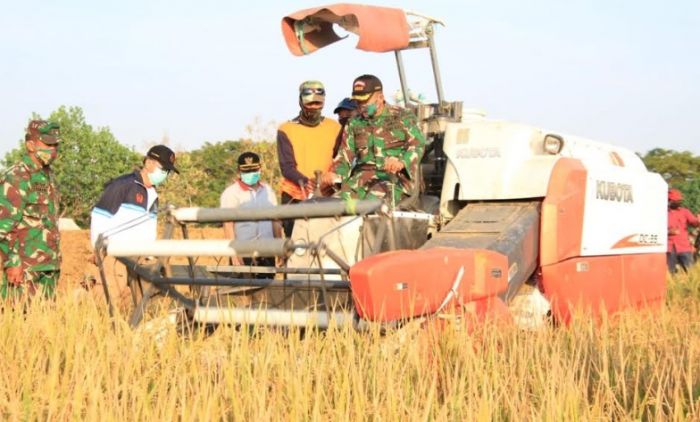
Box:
[96,4,667,330]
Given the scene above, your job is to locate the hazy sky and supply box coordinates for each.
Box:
[1,0,698,158]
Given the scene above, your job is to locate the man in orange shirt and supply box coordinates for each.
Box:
[276,80,340,237]
[667,188,699,273]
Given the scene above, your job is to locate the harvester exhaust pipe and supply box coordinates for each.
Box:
[426,27,445,104]
[394,50,411,109]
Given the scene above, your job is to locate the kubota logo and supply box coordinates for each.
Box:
[595,180,634,203]
[456,147,500,159]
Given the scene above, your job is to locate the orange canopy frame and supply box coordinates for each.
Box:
[281,3,410,56]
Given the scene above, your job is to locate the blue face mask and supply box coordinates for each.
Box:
[241,171,261,186]
[148,167,168,186]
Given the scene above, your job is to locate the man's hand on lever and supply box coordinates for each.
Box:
[384,156,405,174]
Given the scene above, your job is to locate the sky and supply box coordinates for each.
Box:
[1,0,699,158]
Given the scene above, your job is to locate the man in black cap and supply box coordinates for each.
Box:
[220,151,282,268]
[88,144,178,306]
[325,74,426,207]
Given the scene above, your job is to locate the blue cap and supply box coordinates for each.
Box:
[333,97,358,114]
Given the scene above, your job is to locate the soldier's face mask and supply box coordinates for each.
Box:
[299,105,323,127]
[365,104,378,117]
[359,94,380,118]
[148,166,169,186]
[31,141,58,166]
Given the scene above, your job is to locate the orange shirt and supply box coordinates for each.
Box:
[277,117,340,199]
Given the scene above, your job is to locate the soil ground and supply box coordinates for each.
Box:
[57,227,223,293]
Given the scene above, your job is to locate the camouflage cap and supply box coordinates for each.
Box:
[299,80,325,105]
[27,120,61,145]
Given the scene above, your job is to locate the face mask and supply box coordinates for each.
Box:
[241,171,261,186]
[299,107,322,126]
[669,202,681,209]
[361,103,378,118]
[34,147,58,166]
[148,167,168,186]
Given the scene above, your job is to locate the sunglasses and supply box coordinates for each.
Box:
[301,87,325,96]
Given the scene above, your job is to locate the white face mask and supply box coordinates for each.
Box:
[148,167,168,186]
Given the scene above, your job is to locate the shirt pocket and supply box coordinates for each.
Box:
[23,199,49,222]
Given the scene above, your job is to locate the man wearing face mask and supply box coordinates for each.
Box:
[276,80,341,237]
[667,188,699,274]
[88,145,178,305]
[324,74,426,206]
[220,152,282,268]
[0,120,62,299]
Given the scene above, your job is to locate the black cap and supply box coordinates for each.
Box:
[237,151,261,172]
[351,74,383,101]
[333,97,358,114]
[146,145,179,174]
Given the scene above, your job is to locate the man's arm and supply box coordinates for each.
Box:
[220,186,243,265]
[332,125,345,158]
[277,130,308,185]
[399,112,427,180]
[685,208,700,227]
[329,124,356,182]
[0,174,26,284]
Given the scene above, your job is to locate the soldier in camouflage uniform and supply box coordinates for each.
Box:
[0,120,61,299]
[324,74,426,206]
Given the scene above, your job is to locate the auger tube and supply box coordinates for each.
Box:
[170,199,383,223]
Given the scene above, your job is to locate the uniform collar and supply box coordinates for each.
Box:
[364,105,391,124]
[21,153,46,173]
[134,171,152,189]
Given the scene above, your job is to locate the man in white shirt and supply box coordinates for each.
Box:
[220,151,282,268]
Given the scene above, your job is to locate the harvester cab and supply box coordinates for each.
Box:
[96,3,668,332]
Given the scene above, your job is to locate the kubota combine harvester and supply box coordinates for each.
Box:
[95,4,667,330]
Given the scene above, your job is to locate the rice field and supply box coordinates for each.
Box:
[0,268,698,420]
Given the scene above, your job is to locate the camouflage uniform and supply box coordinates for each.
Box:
[0,153,61,298]
[333,104,426,205]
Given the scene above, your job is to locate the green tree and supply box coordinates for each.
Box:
[642,148,700,186]
[160,139,280,209]
[642,148,700,213]
[677,179,700,214]
[2,106,141,227]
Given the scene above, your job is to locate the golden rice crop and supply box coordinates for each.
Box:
[1,270,698,421]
